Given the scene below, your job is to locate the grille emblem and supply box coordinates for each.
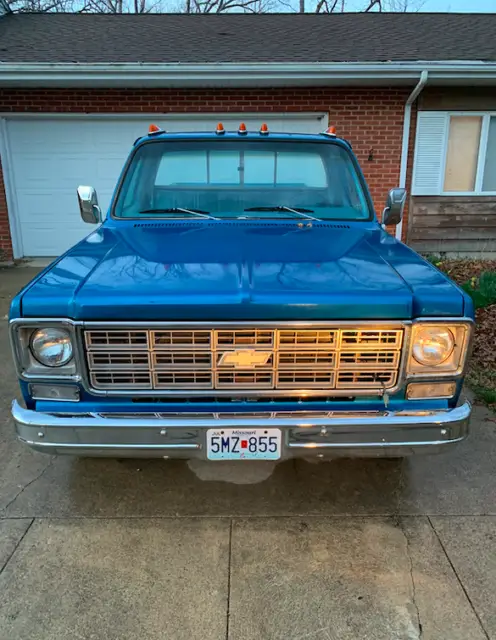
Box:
[218,350,272,369]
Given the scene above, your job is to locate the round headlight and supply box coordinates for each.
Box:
[412,327,454,366]
[30,328,73,367]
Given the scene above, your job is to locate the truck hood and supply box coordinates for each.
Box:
[19,221,465,320]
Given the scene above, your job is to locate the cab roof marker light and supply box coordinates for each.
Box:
[216,122,225,135]
[238,122,247,135]
[260,123,269,135]
[321,125,337,137]
[148,124,164,136]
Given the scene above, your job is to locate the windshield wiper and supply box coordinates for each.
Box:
[243,206,317,220]
[139,207,219,220]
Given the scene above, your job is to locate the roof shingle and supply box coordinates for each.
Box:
[0,12,495,64]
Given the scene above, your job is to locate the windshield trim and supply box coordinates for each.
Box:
[109,138,376,223]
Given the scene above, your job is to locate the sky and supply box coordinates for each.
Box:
[421,0,495,10]
[343,0,495,12]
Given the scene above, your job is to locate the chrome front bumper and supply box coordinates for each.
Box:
[12,399,471,459]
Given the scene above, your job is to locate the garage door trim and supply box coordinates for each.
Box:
[0,112,329,122]
[0,117,24,259]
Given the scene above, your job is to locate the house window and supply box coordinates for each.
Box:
[412,112,496,196]
[444,116,482,192]
[443,115,496,194]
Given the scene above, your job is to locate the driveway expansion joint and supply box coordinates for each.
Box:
[396,517,423,639]
[0,518,34,576]
[226,518,233,640]
[427,516,491,640]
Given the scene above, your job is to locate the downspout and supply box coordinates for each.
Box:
[396,70,428,241]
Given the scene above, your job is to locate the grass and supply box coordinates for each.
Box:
[427,257,496,408]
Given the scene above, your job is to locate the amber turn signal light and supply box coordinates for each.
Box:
[216,122,225,135]
[260,123,269,135]
[238,122,247,134]
[406,382,456,400]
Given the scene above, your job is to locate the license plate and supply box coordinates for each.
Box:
[206,428,282,460]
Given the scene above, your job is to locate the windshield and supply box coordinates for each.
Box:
[113,140,371,221]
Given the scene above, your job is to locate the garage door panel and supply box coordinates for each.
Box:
[11,154,98,183]
[17,192,125,220]
[94,190,117,214]
[94,157,128,182]
[15,191,115,225]
[11,152,123,185]
[86,121,160,147]
[19,222,89,233]
[9,121,94,152]
[6,114,327,256]
[18,225,91,257]
[163,117,326,134]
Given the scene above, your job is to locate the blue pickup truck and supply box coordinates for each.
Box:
[9,123,473,461]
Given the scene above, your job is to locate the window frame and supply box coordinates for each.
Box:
[441,111,496,196]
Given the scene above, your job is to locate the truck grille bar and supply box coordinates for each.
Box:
[83,325,404,395]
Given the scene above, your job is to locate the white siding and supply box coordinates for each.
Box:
[412,112,448,196]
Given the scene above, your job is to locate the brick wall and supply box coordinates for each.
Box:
[0,86,413,259]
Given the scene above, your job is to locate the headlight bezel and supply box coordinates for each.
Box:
[407,320,472,378]
[10,319,79,381]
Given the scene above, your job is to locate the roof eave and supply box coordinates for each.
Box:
[1,61,496,87]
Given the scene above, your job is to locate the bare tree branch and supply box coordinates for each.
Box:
[7,0,424,18]
[364,0,381,10]
[316,0,339,13]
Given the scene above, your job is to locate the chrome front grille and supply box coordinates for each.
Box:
[84,325,404,394]
[340,329,403,348]
[91,370,152,389]
[278,329,337,348]
[153,330,211,348]
[216,329,273,347]
[85,330,148,349]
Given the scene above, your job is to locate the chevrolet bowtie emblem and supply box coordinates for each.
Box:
[219,350,271,369]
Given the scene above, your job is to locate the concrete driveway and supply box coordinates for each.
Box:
[0,267,495,640]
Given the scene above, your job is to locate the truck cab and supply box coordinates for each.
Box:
[9,123,473,460]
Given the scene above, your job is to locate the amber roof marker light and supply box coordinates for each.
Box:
[148,124,164,136]
[321,125,337,137]
[216,122,225,135]
[238,122,248,135]
[259,123,269,135]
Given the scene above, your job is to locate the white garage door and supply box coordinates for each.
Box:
[5,113,328,257]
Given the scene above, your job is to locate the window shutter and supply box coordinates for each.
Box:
[412,112,448,195]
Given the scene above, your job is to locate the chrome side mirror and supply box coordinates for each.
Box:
[382,188,407,226]
[77,186,102,224]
